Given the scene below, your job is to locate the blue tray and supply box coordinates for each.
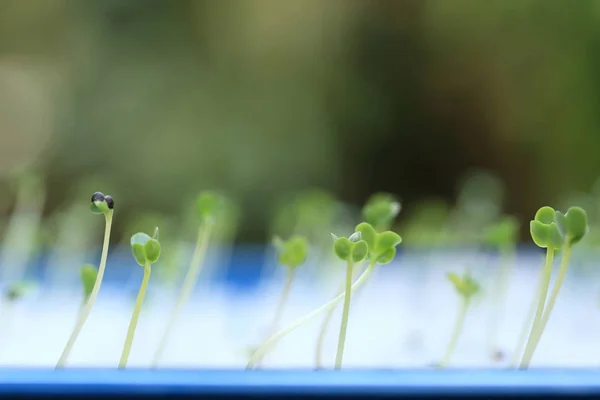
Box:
[0,369,599,398]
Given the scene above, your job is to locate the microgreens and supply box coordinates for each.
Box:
[252,235,309,367]
[247,222,402,369]
[438,270,480,368]
[56,192,114,368]
[315,198,401,369]
[519,206,588,369]
[152,191,227,367]
[119,228,161,369]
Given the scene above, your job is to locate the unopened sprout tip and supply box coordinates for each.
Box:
[56,192,114,368]
[119,228,161,369]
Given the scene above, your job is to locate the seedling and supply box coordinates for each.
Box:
[119,228,161,369]
[483,215,519,360]
[252,235,309,366]
[56,192,114,368]
[246,222,401,369]
[518,206,588,369]
[152,191,225,367]
[362,193,401,232]
[331,230,368,369]
[439,271,480,368]
[315,195,401,368]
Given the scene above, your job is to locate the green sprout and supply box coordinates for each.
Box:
[246,222,401,370]
[483,215,519,361]
[252,235,309,367]
[152,191,226,367]
[518,206,588,369]
[56,192,114,368]
[315,197,401,369]
[362,192,401,232]
[439,270,481,368]
[331,230,369,370]
[119,228,161,369]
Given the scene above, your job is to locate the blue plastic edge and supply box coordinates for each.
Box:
[0,369,598,396]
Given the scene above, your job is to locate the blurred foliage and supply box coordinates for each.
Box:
[0,0,599,244]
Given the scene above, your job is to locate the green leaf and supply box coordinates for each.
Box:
[530,220,549,248]
[534,206,556,224]
[89,203,104,214]
[333,237,352,261]
[354,222,377,249]
[530,207,564,249]
[375,247,396,264]
[351,240,368,262]
[80,264,98,300]
[375,231,402,254]
[563,206,588,245]
[130,232,151,247]
[278,235,309,267]
[131,243,146,267]
[144,239,161,264]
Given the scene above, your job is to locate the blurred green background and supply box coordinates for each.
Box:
[1,0,600,244]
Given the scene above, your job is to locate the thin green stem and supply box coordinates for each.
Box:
[487,245,515,356]
[315,262,367,369]
[152,222,213,368]
[254,268,296,367]
[519,248,555,369]
[247,262,376,369]
[119,261,151,369]
[524,245,572,366]
[334,259,354,370]
[56,210,113,369]
[510,260,545,367]
[439,297,470,368]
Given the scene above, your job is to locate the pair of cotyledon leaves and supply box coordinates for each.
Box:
[530,206,588,249]
[447,271,480,300]
[273,235,309,269]
[333,222,402,264]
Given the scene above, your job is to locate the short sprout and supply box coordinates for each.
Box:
[131,230,161,266]
[362,193,401,231]
[530,206,563,249]
[90,192,114,214]
[447,271,480,300]
[80,264,98,301]
[354,222,402,265]
[273,235,309,268]
[483,215,520,248]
